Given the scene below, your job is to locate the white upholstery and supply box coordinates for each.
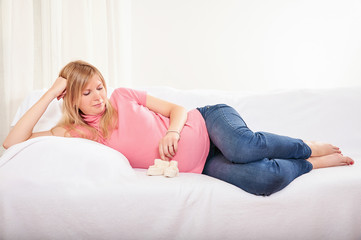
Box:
[2,86,361,240]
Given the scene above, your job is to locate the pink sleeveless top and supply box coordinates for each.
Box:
[80,88,210,173]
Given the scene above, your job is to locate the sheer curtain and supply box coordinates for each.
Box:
[0,0,132,153]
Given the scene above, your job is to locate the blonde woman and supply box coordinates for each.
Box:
[3,60,354,196]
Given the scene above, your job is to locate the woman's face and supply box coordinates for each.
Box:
[78,74,107,115]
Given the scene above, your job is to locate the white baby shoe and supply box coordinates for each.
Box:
[164,160,179,178]
[146,159,170,176]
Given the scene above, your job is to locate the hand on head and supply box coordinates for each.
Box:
[57,90,67,100]
[50,76,67,100]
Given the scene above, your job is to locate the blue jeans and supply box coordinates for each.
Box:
[197,104,313,196]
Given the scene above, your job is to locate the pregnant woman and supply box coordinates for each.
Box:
[3,60,354,196]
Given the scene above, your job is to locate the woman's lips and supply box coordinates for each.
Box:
[93,102,103,108]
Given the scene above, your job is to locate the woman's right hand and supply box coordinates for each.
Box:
[49,77,67,100]
[2,77,68,149]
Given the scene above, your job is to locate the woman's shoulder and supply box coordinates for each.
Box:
[30,126,71,139]
[111,87,145,95]
[51,126,72,137]
[110,87,147,105]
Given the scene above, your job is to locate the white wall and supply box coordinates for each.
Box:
[131,0,361,91]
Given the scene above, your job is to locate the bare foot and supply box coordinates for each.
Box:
[304,140,341,157]
[307,153,354,169]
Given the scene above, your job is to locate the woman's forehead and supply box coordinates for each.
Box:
[83,75,103,89]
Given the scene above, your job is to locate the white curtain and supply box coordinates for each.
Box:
[0,0,132,153]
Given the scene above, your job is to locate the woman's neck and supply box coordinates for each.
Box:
[81,109,106,127]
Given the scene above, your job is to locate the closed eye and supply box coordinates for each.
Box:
[82,83,103,96]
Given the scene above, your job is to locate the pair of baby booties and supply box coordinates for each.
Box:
[147,159,179,178]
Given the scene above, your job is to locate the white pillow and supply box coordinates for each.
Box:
[11,89,63,132]
[0,136,136,182]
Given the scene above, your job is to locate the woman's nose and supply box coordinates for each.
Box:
[92,91,101,100]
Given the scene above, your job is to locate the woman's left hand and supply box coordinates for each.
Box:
[158,132,180,161]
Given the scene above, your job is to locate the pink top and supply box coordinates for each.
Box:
[80,88,210,173]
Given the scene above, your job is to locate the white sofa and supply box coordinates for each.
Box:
[1,86,360,240]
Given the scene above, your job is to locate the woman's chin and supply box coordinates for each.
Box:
[93,104,105,114]
[85,108,105,116]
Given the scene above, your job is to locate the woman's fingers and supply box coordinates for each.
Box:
[159,142,169,161]
[172,139,178,153]
[52,77,67,100]
[158,136,179,160]
[163,143,174,159]
[57,90,67,100]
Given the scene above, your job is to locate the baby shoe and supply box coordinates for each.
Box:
[163,160,179,178]
[147,159,170,176]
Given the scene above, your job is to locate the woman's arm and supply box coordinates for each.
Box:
[2,77,68,149]
[146,94,188,161]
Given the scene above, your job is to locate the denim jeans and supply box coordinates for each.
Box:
[197,104,313,196]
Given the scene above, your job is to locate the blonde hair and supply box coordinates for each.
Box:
[56,60,117,140]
